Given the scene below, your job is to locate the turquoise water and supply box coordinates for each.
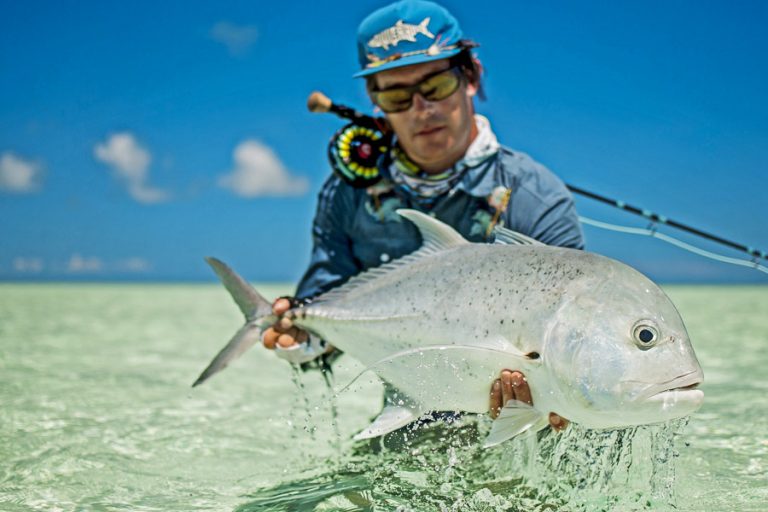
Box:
[1,284,766,511]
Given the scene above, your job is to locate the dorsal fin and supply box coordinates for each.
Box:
[396,209,469,250]
[492,225,546,246]
[311,209,468,306]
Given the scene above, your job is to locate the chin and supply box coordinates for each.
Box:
[412,142,453,162]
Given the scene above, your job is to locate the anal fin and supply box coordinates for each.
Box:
[353,405,420,441]
[483,399,548,448]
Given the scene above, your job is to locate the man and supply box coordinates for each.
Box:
[263,0,581,430]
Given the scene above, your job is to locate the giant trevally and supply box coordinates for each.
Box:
[193,209,704,447]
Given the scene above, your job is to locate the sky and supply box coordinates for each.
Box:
[1,0,767,284]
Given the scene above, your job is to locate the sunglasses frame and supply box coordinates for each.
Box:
[369,65,465,114]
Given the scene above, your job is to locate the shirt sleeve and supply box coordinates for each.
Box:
[295,176,362,300]
[507,160,585,249]
[527,190,585,249]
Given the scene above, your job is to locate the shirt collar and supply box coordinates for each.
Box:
[379,114,502,199]
[452,114,502,198]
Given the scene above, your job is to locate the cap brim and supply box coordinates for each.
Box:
[353,48,462,78]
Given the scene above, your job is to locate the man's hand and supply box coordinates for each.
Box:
[262,297,308,349]
[489,369,568,431]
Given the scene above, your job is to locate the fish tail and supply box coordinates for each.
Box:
[191,257,276,387]
[420,17,434,38]
[205,257,273,321]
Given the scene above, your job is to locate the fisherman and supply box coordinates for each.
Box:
[263,0,582,431]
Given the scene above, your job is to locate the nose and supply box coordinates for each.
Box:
[411,92,433,112]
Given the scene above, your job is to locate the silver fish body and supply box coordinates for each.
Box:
[196,210,704,445]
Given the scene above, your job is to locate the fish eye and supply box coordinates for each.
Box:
[632,321,659,350]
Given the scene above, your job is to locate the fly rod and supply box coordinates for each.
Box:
[307,91,768,270]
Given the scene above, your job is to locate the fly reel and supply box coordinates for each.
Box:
[328,122,390,188]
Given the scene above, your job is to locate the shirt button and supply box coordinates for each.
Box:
[380,253,391,263]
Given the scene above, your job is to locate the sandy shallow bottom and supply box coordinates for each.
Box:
[1,284,766,511]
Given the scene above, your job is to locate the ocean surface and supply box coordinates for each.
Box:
[1,284,766,511]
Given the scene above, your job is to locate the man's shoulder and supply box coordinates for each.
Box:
[496,145,554,179]
[495,145,570,198]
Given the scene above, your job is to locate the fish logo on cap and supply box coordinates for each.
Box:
[367,17,435,51]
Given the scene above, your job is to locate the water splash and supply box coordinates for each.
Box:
[289,364,317,441]
[242,416,692,511]
[320,367,343,463]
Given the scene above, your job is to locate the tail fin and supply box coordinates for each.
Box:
[205,257,272,321]
[419,17,434,38]
[192,258,275,387]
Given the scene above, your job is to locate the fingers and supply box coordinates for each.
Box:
[262,327,280,349]
[272,297,292,316]
[277,331,298,348]
[490,370,533,418]
[264,326,306,350]
[488,370,533,420]
[501,370,532,406]
[489,380,502,419]
[489,369,571,433]
[262,297,309,351]
[549,412,570,432]
[263,298,300,350]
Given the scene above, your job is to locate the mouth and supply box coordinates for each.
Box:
[415,126,445,137]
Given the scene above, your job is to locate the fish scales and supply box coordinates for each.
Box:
[297,245,581,355]
[292,245,605,414]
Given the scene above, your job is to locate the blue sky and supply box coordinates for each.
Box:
[1,0,766,284]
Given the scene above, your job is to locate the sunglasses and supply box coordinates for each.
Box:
[370,66,464,114]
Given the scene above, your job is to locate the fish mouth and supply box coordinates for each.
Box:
[641,371,704,405]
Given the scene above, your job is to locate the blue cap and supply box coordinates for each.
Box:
[354,0,465,78]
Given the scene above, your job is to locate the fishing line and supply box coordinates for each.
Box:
[579,216,768,275]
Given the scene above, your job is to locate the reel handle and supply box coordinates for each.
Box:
[307,91,390,132]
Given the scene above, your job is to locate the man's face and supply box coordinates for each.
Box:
[372,59,477,174]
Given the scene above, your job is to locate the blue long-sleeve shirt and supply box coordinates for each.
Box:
[296,146,584,300]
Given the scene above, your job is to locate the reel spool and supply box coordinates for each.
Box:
[328,121,390,188]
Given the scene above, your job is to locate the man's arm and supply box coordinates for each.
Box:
[504,154,585,249]
[263,176,359,356]
[527,191,584,249]
[295,176,361,300]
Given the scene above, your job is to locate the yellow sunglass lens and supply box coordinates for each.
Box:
[373,68,461,113]
[420,73,459,101]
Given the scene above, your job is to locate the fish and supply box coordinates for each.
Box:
[193,209,704,447]
[367,18,435,51]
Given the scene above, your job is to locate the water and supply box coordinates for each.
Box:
[1,284,766,511]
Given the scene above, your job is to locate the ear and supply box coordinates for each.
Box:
[464,55,483,98]
[466,81,478,98]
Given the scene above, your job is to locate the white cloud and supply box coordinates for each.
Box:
[94,133,169,204]
[67,254,103,273]
[210,21,258,55]
[13,257,44,273]
[115,257,152,273]
[218,139,309,197]
[0,152,43,193]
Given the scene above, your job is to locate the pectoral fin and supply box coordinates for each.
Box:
[353,405,421,441]
[483,399,548,448]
